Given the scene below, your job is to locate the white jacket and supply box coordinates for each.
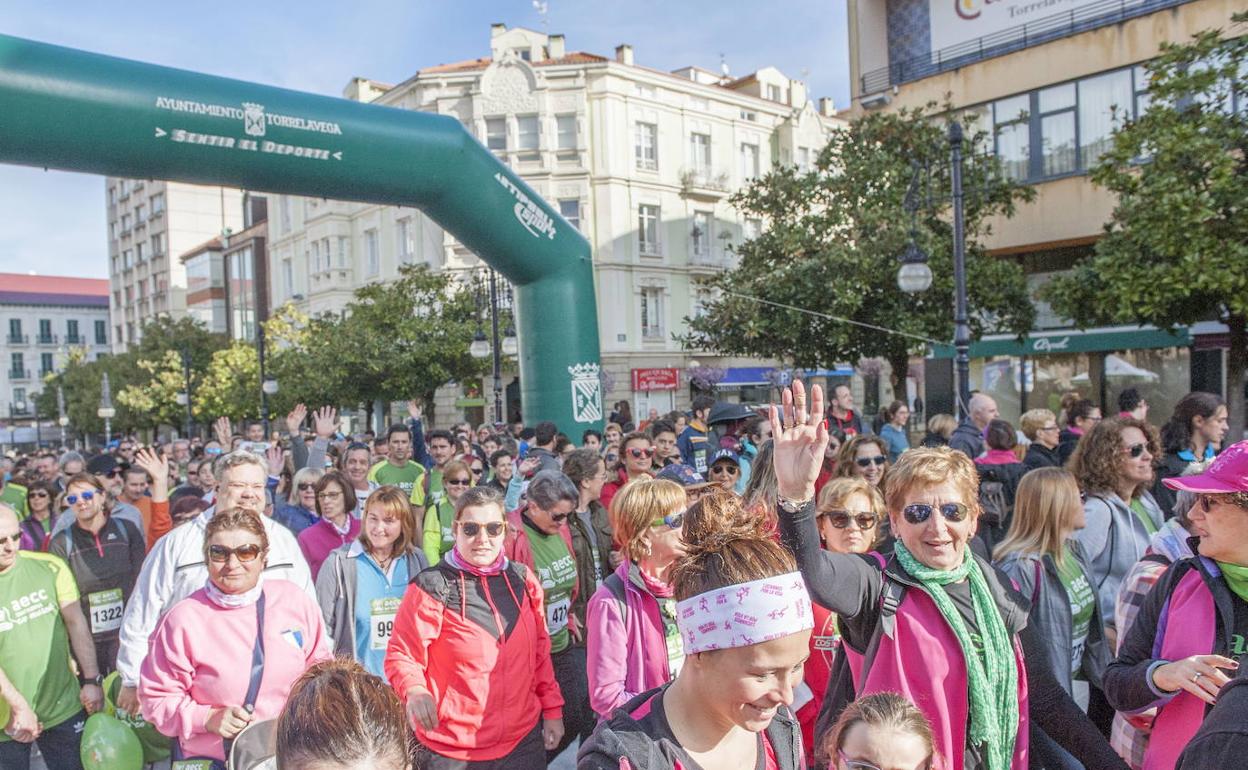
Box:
[115,507,313,686]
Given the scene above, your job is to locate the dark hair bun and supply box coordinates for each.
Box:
[671,489,795,602]
[682,490,768,557]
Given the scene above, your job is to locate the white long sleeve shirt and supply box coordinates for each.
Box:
[116,507,314,686]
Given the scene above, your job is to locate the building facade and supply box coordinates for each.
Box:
[846,0,1242,423]
[1,274,110,446]
[105,179,244,351]
[181,194,269,343]
[267,25,841,424]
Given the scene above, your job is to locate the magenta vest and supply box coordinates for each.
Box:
[1145,567,1217,770]
[859,586,1030,770]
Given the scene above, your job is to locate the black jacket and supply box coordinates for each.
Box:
[1057,429,1082,466]
[1152,451,1199,520]
[1022,443,1062,472]
[975,460,1026,552]
[568,500,614,641]
[948,419,984,459]
[1175,675,1248,770]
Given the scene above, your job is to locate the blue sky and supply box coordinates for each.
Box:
[0,1,848,279]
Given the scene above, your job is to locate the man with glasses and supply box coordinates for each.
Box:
[0,502,103,770]
[112,450,313,717]
[1021,409,1063,472]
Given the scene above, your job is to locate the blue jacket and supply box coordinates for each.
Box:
[274,503,319,535]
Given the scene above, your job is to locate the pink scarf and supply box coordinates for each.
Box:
[638,566,674,598]
[447,546,508,576]
[976,449,1019,466]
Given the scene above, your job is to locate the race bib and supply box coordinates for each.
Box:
[370,597,401,650]
[545,596,570,635]
[171,761,215,770]
[88,588,124,635]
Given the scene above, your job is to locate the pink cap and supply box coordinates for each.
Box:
[1163,440,1248,494]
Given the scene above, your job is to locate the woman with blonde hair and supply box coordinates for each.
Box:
[835,434,889,489]
[586,478,687,718]
[994,467,1109,769]
[823,692,936,770]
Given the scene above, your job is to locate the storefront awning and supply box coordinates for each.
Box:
[930,327,1191,359]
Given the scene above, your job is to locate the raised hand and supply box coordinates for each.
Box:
[285,403,308,436]
[213,416,233,446]
[406,400,423,421]
[770,379,829,502]
[265,444,285,477]
[133,447,169,502]
[312,406,339,440]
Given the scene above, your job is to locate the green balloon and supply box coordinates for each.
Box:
[101,671,172,763]
[80,713,144,770]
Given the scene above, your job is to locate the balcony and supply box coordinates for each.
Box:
[680,168,731,200]
[5,334,27,345]
[7,368,30,382]
[39,367,55,378]
[35,334,58,346]
[65,334,82,345]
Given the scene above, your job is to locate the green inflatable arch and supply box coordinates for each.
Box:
[0,34,603,432]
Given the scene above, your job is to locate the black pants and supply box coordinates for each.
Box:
[420,719,545,769]
[0,709,86,770]
[548,644,591,761]
[93,636,119,677]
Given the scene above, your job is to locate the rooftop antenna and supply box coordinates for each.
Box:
[719,53,730,82]
[532,0,549,31]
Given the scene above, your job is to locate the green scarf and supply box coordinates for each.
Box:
[894,541,1019,770]
[1217,561,1248,604]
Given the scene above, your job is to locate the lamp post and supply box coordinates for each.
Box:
[469,268,517,425]
[97,372,116,448]
[262,377,279,437]
[8,399,26,451]
[57,385,68,447]
[897,120,972,419]
[179,348,194,439]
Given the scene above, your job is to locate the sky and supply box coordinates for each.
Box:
[0,1,849,281]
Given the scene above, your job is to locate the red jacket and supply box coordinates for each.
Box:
[384,559,564,761]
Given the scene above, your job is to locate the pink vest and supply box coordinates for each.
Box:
[1145,567,1216,770]
[859,586,1030,770]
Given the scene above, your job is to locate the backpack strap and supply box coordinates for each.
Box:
[1141,552,1173,567]
[858,566,907,686]
[603,571,628,624]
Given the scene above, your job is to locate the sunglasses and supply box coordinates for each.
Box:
[821,510,878,530]
[446,478,472,487]
[207,543,265,563]
[66,490,96,505]
[459,521,506,538]
[627,447,656,459]
[105,469,124,478]
[28,491,49,498]
[856,456,888,468]
[550,511,571,523]
[838,749,931,770]
[470,466,484,474]
[1199,493,1248,513]
[297,483,317,491]
[902,502,970,524]
[709,464,739,475]
[650,511,686,529]
[1124,442,1148,459]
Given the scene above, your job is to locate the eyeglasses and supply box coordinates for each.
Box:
[28,491,49,498]
[446,478,471,487]
[902,502,970,525]
[0,534,20,545]
[1039,424,1060,432]
[550,511,571,523]
[709,464,740,475]
[66,490,96,505]
[1199,493,1248,513]
[627,447,656,459]
[297,483,317,491]
[316,491,343,500]
[207,543,264,563]
[459,521,506,538]
[650,511,686,529]
[855,456,888,468]
[820,510,878,530]
[838,749,931,770]
[1124,442,1148,459]
[105,469,124,478]
[470,466,484,475]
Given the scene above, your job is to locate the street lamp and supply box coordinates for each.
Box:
[896,121,972,419]
[57,385,67,447]
[470,268,515,424]
[97,372,116,447]
[179,349,194,439]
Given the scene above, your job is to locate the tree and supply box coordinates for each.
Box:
[680,105,1035,389]
[194,342,261,422]
[114,317,227,432]
[1042,13,1248,438]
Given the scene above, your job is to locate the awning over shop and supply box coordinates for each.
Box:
[931,327,1191,359]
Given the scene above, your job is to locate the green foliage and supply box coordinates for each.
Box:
[681,104,1035,383]
[194,342,261,421]
[1042,13,1248,434]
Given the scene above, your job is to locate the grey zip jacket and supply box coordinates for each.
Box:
[315,540,428,657]
[1073,490,1163,637]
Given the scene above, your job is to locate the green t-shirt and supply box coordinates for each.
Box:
[1129,498,1159,536]
[426,469,445,507]
[1056,552,1096,678]
[421,498,456,566]
[0,553,82,738]
[0,483,29,521]
[525,523,578,654]
[368,460,427,507]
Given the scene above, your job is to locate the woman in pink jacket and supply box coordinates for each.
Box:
[586,477,686,718]
[139,508,331,764]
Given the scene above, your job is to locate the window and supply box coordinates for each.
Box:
[740,142,760,180]
[151,232,164,256]
[121,213,131,233]
[635,84,656,100]
[690,133,711,173]
[280,197,292,234]
[150,193,165,216]
[8,319,21,342]
[691,211,711,257]
[739,109,757,122]
[638,204,661,255]
[109,222,116,241]
[108,186,116,206]
[135,242,146,262]
[281,258,294,297]
[485,118,507,152]
[397,218,413,262]
[767,84,783,102]
[365,230,379,276]
[321,238,331,270]
[518,48,532,61]
[796,147,812,172]
[640,288,663,339]
[12,388,25,407]
[1039,84,1077,177]
[694,288,713,318]
[311,240,321,273]
[38,320,52,342]
[556,115,577,151]
[992,94,1030,182]
[227,248,256,341]
[516,115,540,158]
[558,199,581,232]
[10,353,23,376]
[634,122,658,170]
[40,353,54,375]
[1078,69,1133,168]
[134,204,146,225]
[66,320,79,343]
[337,236,349,268]
[95,320,107,345]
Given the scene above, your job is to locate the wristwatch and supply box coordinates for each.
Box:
[79,673,103,687]
[777,495,813,514]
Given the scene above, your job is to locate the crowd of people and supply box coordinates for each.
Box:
[0,381,1241,770]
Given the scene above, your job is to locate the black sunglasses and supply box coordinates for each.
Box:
[446,478,472,487]
[856,456,888,468]
[297,482,317,491]
[902,502,970,525]
[821,510,878,530]
[550,511,571,523]
[459,521,506,538]
[1125,442,1148,459]
[208,543,264,563]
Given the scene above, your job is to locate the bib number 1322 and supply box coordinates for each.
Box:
[88,588,124,635]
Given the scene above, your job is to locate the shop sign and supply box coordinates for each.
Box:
[929,0,1145,54]
[931,327,1191,359]
[631,368,679,391]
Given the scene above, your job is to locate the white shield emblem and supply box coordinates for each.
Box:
[567,363,603,423]
[243,103,266,137]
